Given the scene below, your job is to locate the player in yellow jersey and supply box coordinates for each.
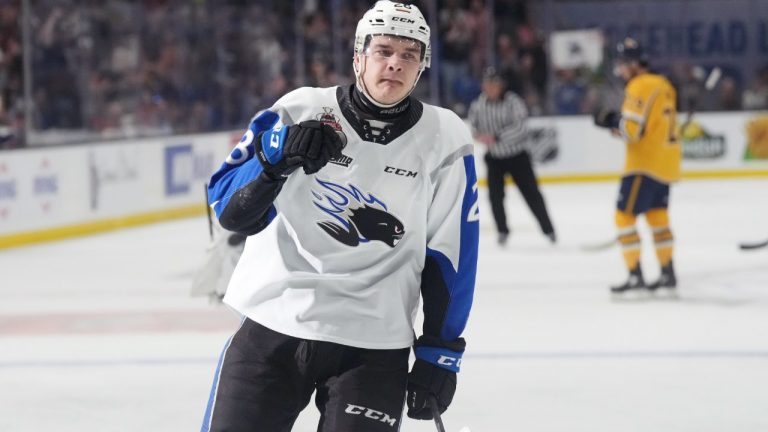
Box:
[594,37,681,295]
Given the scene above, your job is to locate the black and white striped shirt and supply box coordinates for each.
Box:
[468,92,529,158]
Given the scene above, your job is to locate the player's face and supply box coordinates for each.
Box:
[358,35,422,105]
[615,61,639,82]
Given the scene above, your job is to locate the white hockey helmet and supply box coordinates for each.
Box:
[353,1,432,107]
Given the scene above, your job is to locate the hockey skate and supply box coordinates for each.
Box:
[610,266,649,299]
[647,261,678,298]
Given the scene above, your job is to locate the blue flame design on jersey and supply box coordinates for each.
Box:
[312,179,387,228]
[311,178,404,247]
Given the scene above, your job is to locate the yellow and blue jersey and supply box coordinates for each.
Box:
[619,73,681,183]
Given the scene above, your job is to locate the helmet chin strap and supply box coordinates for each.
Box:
[353,55,423,108]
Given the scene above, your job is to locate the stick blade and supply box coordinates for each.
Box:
[739,239,768,250]
[580,238,617,252]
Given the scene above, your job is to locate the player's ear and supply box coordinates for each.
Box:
[353,54,361,71]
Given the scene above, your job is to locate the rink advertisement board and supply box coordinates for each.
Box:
[471,111,768,183]
[0,132,235,247]
[1,113,767,247]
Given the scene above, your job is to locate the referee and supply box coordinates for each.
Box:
[468,68,556,246]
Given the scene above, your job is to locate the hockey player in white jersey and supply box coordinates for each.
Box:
[201,2,479,431]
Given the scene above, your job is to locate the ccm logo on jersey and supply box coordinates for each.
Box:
[344,404,397,427]
[384,166,418,178]
[438,355,462,368]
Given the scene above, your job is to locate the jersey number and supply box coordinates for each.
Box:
[226,130,254,165]
[663,107,678,145]
[467,183,480,223]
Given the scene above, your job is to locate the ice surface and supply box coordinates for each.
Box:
[1,179,767,432]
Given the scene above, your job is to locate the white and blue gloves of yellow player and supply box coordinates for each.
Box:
[256,120,344,180]
[407,335,465,420]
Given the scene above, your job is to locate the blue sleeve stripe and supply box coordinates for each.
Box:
[207,111,280,217]
[428,155,480,342]
[208,157,265,217]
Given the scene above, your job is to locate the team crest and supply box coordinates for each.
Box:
[316,107,343,132]
[316,107,352,167]
[312,178,404,248]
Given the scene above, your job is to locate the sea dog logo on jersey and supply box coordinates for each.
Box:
[316,107,352,167]
[312,178,404,247]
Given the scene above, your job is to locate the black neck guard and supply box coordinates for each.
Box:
[352,85,412,119]
[337,85,423,145]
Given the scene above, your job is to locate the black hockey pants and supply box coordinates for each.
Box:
[201,318,410,432]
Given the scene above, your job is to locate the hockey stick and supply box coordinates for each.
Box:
[580,237,617,252]
[428,396,472,432]
[204,182,213,240]
[739,239,768,250]
[429,396,446,432]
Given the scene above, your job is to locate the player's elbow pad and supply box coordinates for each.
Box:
[218,172,284,235]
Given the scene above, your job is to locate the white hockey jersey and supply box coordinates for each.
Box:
[209,86,479,351]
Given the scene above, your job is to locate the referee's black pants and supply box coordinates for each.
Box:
[485,151,554,236]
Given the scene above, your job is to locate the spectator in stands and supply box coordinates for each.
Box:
[553,68,587,115]
[308,55,338,88]
[496,33,524,97]
[743,65,768,110]
[670,62,703,114]
[517,25,548,109]
[0,1,23,148]
[718,76,742,111]
[467,0,490,78]
[439,0,473,112]
[35,6,83,129]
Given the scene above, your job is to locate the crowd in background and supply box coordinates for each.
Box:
[1,0,768,149]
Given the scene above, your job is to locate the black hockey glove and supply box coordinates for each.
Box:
[406,335,465,420]
[593,108,620,129]
[407,358,457,420]
[256,120,344,180]
[298,121,345,175]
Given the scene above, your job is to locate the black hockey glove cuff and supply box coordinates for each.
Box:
[406,335,465,420]
[593,108,620,129]
[413,335,465,372]
[256,127,302,180]
[407,359,457,420]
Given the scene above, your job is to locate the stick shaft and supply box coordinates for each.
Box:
[204,183,213,240]
[429,396,446,432]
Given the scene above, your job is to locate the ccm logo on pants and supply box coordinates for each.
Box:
[344,404,397,427]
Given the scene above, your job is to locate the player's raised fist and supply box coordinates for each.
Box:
[256,120,344,179]
[287,120,345,175]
